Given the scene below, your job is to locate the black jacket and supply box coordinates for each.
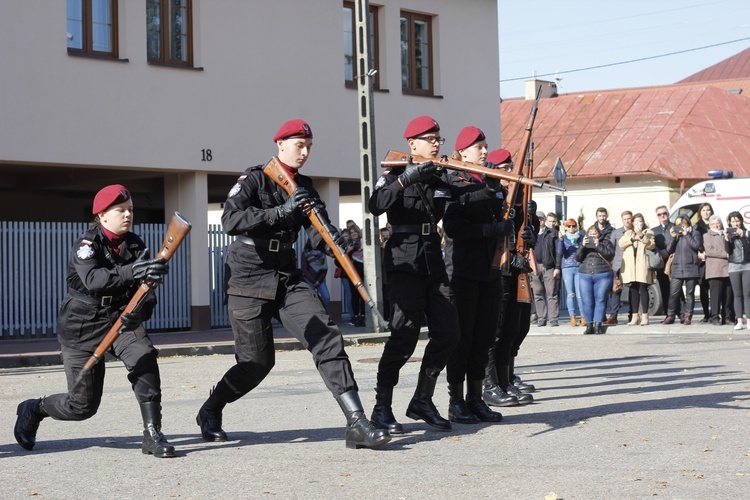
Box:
[574,237,615,274]
[535,226,559,269]
[222,165,327,299]
[442,170,511,281]
[58,225,154,350]
[725,233,750,264]
[666,229,703,279]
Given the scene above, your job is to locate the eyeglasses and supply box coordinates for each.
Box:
[415,136,446,145]
[657,212,669,217]
[566,225,577,228]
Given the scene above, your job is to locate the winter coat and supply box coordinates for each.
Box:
[666,229,702,279]
[574,236,615,275]
[702,230,729,280]
[619,228,656,284]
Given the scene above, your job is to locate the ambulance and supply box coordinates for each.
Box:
[669,170,750,225]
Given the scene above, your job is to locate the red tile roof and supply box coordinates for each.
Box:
[500,85,750,182]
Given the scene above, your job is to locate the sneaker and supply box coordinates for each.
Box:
[734,323,744,331]
[549,320,559,327]
[537,320,547,327]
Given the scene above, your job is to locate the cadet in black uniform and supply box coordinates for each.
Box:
[442,126,511,424]
[14,185,174,457]
[368,115,460,432]
[482,149,537,407]
[196,119,389,450]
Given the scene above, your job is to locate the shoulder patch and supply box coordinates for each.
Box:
[81,239,93,246]
[375,175,387,189]
[228,183,242,197]
[76,244,94,260]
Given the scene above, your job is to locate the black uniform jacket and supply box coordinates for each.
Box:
[58,226,153,350]
[442,170,507,281]
[222,164,326,299]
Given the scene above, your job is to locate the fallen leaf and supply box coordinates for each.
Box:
[544,492,558,500]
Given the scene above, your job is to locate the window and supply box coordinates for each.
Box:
[400,11,433,95]
[67,0,118,58]
[147,0,193,67]
[343,2,380,88]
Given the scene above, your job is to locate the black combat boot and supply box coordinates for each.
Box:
[510,358,536,393]
[370,385,404,434]
[336,391,391,449]
[466,380,503,422]
[140,402,176,458]
[406,372,451,431]
[447,383,479,424]
[196,385,229,442]
[483,350,519,407]
[14,398,48,451]
[501,364,533,405]
[593,322,605,334]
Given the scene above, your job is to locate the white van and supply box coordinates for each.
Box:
[669,171,750,225]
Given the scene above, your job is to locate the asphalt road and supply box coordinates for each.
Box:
[1,331,749,499]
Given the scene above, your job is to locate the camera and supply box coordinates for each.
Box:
[585,240,597,249]
[673,226,685,235]
[727,227,738,235]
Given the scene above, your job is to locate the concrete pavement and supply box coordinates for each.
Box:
[1,317,749,499]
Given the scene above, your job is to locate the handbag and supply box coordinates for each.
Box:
[334,267,343,279]
[596,254,622,294]
[645,248,665,271]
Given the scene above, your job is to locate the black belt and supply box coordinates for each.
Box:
[390,223,439,235]
[69,288,130,308]
[237,235,294,252]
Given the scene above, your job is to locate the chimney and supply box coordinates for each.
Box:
[525,77,557,99]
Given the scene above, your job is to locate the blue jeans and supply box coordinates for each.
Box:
[578,271,613,323]
[304,278,330,313]
[561,266,583,317]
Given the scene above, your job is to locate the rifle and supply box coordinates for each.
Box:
[516,139,539,303]
[262,156,389,329]
[492,84,543,273]
[72,212,192,390]
[380,150,562,193]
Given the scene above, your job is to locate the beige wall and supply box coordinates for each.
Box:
[0,0,500,324]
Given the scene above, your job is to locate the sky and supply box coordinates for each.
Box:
[497,0,750,99]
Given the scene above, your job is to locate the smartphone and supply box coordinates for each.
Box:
[585,240,597,249]
[727,227,738,235]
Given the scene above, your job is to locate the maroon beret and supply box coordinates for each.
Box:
[403,115,440,139]
[487,148,512,166]
[455,126,486,151]
[273,119,313,142]
[92,184,131,214]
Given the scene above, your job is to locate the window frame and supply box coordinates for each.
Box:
[400,10,434,96]
[343,1,380,89]
[147,0,194,68]
[67,0,119,59]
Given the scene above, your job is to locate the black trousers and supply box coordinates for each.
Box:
[708,277,732,321]
[215,279,357,403]
[668,277,697,318]
[45,329,161,421]
[376,271,460,387]
[488,274,532,384]
[446,276,502,384]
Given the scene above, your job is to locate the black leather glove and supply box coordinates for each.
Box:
[482,220,515,237]
[510,254,533,273]
[527,200,538,216]
[397,160,437,188]
[276,187,310,220]
[482,173,502,193]
[483,161,497,170]
[325,225,347,256]
[120,311,142,331]
[131,256,169,283]
[520,225,537,245]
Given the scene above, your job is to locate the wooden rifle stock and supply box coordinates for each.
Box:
[380,151,559,192]
[72,212,192,390]
[516,141,538,303]
[262,157,389,329]
[493,84,543,274]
